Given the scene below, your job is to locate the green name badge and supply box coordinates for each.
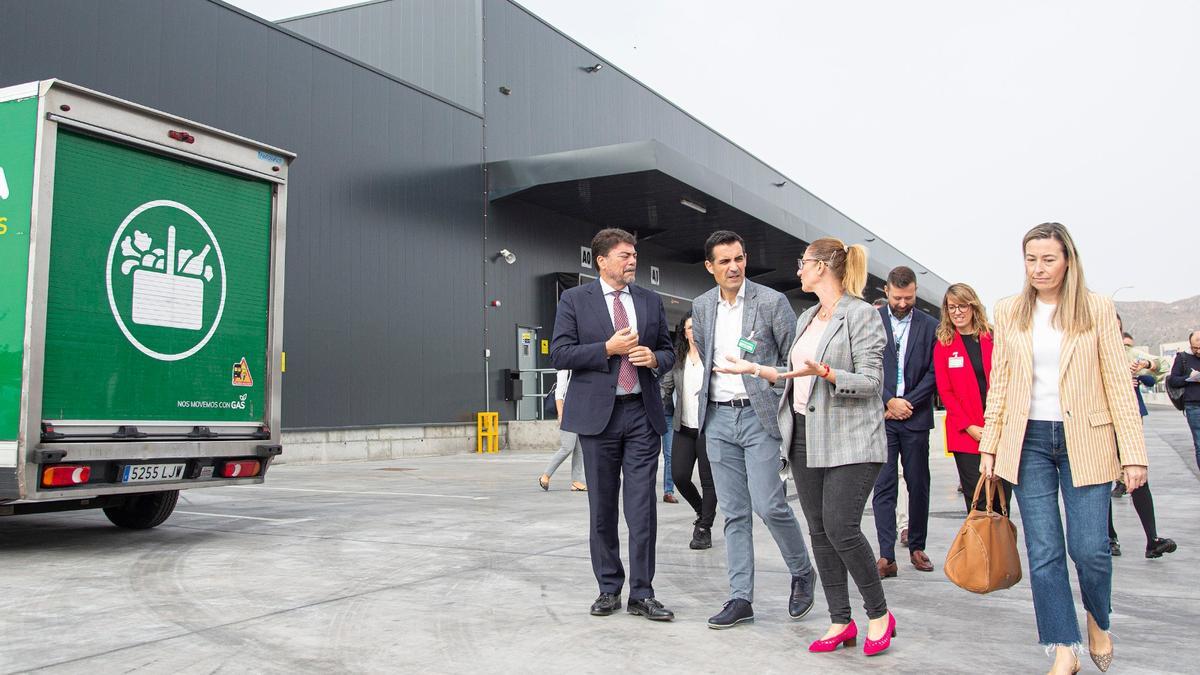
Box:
[737,337,757,354]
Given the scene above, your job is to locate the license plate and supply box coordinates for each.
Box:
[121,463,186,483]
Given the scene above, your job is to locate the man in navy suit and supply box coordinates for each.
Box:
[872,266,939,577]
[551,228,676,621]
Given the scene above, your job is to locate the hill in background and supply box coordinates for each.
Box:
[1115,295,1199,353]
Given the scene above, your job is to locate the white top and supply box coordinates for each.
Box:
[709,282,749,402]
[598,277,641,394]
[888,307,913,397]
[679,355,704,429]
[791,316,830,413]
[555,369,570,401]
[1029,300,1064,421]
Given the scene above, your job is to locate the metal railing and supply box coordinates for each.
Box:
[516,368,559,421]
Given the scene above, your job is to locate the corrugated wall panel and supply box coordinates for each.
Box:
[282,0,484,114]
[0,0,485,429]
[482,0,946,294]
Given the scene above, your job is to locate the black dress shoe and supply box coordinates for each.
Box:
[707,599,753,629]
[1110,539,1122,557]
[590,592,622,616]
[1146,537,1177,558]
[689,525,712,550]
[789,571,815,620]
[626,597,674,621]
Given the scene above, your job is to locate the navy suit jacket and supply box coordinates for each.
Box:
[550,280,675,436]
[879,306,938,432]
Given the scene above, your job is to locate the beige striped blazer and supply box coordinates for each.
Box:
[978,292,1146,487]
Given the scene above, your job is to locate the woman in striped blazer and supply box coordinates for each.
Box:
[980,223,1146,675]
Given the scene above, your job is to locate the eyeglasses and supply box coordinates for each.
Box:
[797,257,823,270]
[946,304,972,314]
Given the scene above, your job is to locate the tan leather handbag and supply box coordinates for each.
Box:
[944,476,1022,594]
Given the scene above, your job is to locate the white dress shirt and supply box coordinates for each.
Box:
[1029,300,1064,421]
[888,307,913,398]
[709,282,749,402]
[598,277,641,394]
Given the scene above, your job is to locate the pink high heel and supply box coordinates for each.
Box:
[863,612,896,656]
[808,621,858,652]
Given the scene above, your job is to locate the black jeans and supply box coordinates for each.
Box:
[671,425,717,529]
[789,413,887,624]
[953,452,1013,513]
[1108,480,1159,547]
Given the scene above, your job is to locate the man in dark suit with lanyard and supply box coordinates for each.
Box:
[551,227,676,621]
[872,266,939,577]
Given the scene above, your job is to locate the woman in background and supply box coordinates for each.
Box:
[538,369,587,492]
[932,283,1012,510]
[661,312,717,549]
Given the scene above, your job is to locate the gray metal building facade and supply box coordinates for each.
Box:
[0,0,947,435]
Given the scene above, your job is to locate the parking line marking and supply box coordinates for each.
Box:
[227,486,489,501]
[175,510,313,524]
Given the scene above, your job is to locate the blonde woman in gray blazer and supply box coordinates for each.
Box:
[721,236,894,657]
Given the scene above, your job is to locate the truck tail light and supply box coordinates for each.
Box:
[222,460,261,478]
[42,465,91,487]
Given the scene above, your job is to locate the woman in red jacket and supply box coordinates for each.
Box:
[933,283,1012,511]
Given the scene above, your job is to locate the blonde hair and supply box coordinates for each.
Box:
[808,237,869,298]
[936,283,993,345]
[1014,222,1093,334]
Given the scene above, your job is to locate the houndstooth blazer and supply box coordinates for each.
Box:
[776,293,888,468]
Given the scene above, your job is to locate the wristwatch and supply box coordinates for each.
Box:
[752,364,762,378]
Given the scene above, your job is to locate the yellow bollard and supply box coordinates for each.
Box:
[476,411,499,454]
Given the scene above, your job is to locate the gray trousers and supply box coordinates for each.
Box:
[704,403,813,602]
[544,429,584,483]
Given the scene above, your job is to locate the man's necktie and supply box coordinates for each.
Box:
[611,291,639,392]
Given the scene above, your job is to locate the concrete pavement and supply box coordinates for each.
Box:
[0,408,1196,674]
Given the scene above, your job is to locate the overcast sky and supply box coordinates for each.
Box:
[230,0,1199,307]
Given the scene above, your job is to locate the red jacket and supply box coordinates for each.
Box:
[934,331,993,454]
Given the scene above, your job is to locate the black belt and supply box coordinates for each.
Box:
[615,393,641,402]
[712,399,752,408]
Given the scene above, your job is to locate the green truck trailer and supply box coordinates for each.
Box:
[0,80,291,528]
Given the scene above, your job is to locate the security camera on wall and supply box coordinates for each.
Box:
[499,249,516,264]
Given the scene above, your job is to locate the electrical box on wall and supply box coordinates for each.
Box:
[503,369,523,401]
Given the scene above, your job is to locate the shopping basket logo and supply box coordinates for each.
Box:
[105,200,226,362]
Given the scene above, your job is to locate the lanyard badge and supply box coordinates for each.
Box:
[737,335,758,354]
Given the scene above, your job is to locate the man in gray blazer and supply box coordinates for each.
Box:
[691,230,815,629]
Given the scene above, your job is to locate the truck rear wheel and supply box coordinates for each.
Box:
[103,490,180,529]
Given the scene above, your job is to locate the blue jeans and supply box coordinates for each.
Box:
[704,403,813,602]
[1014,421,1112,647]
[1186,404,1200,472]
[662,415,675,494]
